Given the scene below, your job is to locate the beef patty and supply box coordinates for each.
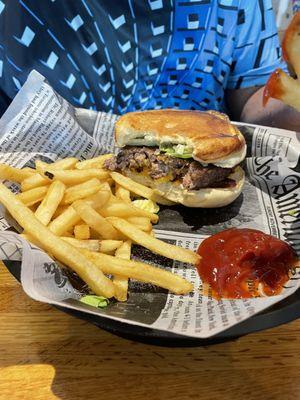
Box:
[104,146,234,190]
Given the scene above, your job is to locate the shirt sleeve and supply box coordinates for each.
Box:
[0,88,11,117]
[227,0,288,90]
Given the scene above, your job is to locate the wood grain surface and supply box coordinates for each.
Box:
[1,263,300,400]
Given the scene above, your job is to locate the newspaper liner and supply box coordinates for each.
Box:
[0,70,299,339]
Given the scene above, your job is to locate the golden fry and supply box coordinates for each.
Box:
[80,249,193,295]
[99,240,123,254]
[22,167,36,174]
[60,237,123,253]
[264,69,300,111]
[51,205,69,219]
[35,157,78,171]
[85,189,111,211]
[282,12,300,78]
[61,237,100,251]
[48,206,81,236]
[62,178,102,205]
[113,240,131,301]
[72,200,120,240]
[21,232,42,247]
[100,197,158,223]
[62,231,74,238]
[110,171,154,199]
[35,181,66,225]
[75,154,113,170]
[99,182,112,192]
[107,217,199,264]
[115,183,131,203]
[38,168,109,185]
[21,173,49,191]
[126,216,152,232]
[151,192,176,206]
[0,164,35,183]
[74,224,90,240]
[0,184,115,298]
[16,186,48,206]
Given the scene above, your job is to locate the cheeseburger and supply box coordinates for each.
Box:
[104,109,246,208]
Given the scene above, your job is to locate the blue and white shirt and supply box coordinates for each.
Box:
[0,0,286,115]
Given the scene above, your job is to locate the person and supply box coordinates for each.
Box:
[293,0,300,13]
[0,0,299,130]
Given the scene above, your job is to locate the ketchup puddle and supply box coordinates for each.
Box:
[197,228,298,299]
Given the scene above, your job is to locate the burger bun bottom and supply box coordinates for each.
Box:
[125,166,245,208]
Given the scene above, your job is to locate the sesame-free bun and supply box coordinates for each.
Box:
[115,109,246,168]
[125,166,245,208]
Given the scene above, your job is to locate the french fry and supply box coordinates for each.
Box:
[22,167,36,174]
[62,178,102,205]
[21,232,42,248]
[100,197,158,223]
[38,168,109,185]
[86,189,111,210]
[21,232,57,259]
[152,192,176,206]
[126,217,152,232]
[16,186,48,206]
[264,13,300,111]
[0,183,115,298]
[80,249,193,295]
[106,217,199,264]
[35,157,78,171]
[113,240,131,301]
[263,69,300,111]
[99,182,112,192]
[110,171,154,199]
[115,183,131,203]
[75,154,114,170]
[35,181,66,225]
[49,188,112,237]
[0,164,35,183]
[74,224,90,240]
[21,173,49,191]
[99,240,123,254]
[282,11,300,78]
[62,230,74,238]
[72,200,120,240]
[52,205,69,219]
[61,237,100,251]
[60,237,123,253]
[48,206,81,236]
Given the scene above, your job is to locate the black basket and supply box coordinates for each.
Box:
[5,260,300,347]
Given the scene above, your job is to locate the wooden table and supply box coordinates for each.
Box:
[1,264,300,400]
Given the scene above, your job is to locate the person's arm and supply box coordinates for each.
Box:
[225,0,299,129]
[226,86,300,130]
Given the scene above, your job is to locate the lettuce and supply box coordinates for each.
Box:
[159,143,193,158]
[80,295,109,308]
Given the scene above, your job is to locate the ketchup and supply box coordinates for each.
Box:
[197,228,298,299]
[263,69,284,107]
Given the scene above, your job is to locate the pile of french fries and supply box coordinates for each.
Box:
[0,155,198,301]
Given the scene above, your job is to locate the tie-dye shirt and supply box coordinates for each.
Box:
[0,0,286,115]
